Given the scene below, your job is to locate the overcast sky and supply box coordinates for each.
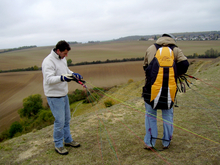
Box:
[0,0,219,49]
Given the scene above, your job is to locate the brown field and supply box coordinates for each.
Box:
[1,40,220,70]
[0,61,144,133]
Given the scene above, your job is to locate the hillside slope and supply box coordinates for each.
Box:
[0,58,220,165]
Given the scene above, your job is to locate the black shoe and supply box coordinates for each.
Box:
[55,147,68,155]
[144,146,155,150]
[163,146,169,149]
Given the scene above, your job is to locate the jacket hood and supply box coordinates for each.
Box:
[156,37,177,46]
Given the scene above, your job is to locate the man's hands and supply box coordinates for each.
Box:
[72,73,83,80]
[61,73,83,82]
[61,74,73,82]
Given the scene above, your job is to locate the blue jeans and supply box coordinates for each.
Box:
[47,95,73,148]
[144,102,173,147]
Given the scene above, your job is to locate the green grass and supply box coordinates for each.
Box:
[70,101,94,117]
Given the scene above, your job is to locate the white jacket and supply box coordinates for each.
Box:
[42,49,73,97]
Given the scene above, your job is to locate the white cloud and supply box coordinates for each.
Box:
[0,0,219,49]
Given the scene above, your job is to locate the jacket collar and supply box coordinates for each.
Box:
[51,49,61,59]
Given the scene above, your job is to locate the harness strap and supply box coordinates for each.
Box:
[150,135,172,151]
[150,136,171,142]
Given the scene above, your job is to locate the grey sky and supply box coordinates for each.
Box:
[0,0,219,49]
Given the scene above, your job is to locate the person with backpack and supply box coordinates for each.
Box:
[42,40,83,155]
[142,34,189,150]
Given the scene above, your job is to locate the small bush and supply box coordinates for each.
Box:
[18,94,43,118]
[9,121,23,138]
[68,89,87,104]
[29,110,54,130]
[83,93,101,103]
[104,99,114,107]
[128,79,134,83]
[38,110,54,122]
[92,87,105,92]
[0,130,10,142]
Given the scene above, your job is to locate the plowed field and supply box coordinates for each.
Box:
[0,61,144,132]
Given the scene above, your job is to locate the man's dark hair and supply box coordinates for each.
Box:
[55,40,71,52]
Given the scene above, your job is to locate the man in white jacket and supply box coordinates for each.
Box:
[42,40,82,155]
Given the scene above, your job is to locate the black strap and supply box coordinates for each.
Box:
[150,135,171,151]
[154,43,161,50]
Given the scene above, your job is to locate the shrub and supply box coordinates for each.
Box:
[83,93,101,103]
[18,94,43,118]
[33,65,39,70]
[0,130,10,142]
[30,110,54,130]
[38,110,54,122]
[128,79,134,83]
[92,87,104,92]
[67,59,72,66]
[104,99,114,107]
[9,121,23,138]
[68,89,87,104]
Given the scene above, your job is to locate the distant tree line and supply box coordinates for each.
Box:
[0,65,40,73]
[68,57,144,66]
[68,41,81,44]
[187,48,220,58]
[0,57,144,73]
[0,45,37,54]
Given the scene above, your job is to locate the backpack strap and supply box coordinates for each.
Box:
[168,44,177,50]
[154,43,161,50]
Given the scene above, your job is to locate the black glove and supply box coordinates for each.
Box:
[61,74,73,82]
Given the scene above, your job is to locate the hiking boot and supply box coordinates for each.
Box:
[55,147,68,155]
[144,145,155,150]
[64,140,80,148]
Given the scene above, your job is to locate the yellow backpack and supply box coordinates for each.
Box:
[143,44,177,109]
